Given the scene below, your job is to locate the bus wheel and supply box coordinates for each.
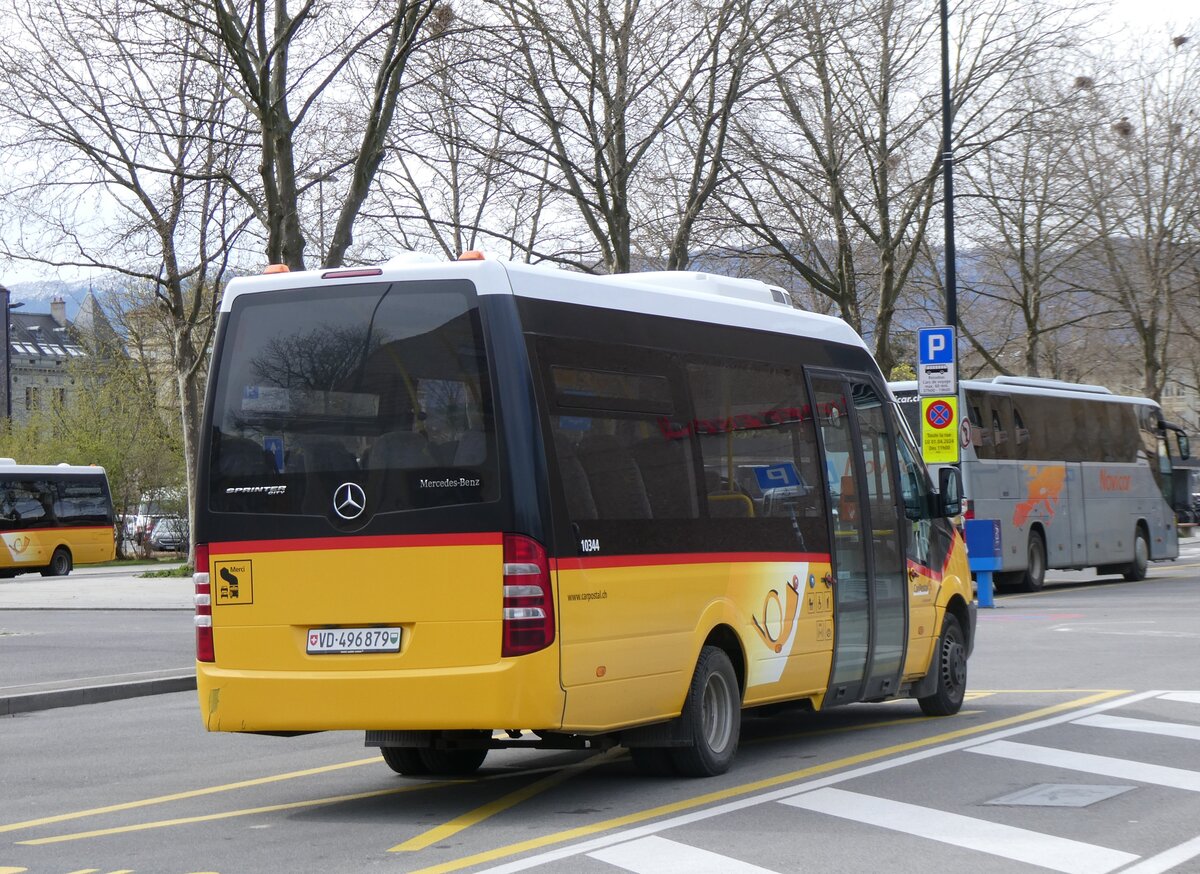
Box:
[671,646,740,778]
[1123,528,1150,582]
[380,747,429,776]
[1019,531,1045,593]
[630,747,678,777]
[42,547,72,577]
[418,747,488,776]
[918,613,967,716]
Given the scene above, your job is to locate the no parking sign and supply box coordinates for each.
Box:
[920,395,960,464]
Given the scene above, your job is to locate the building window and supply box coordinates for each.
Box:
[25,386,39,411]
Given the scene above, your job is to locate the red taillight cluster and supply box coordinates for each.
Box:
[962,498,975,520]
[501,534,554,657]
[193,543,214,662]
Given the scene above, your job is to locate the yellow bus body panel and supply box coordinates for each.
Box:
[198,536,565,732]
[556,556,834,732]
[1,525,114,569]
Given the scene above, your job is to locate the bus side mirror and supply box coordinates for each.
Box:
[937,467,962,517]
[1178,432,1190,461]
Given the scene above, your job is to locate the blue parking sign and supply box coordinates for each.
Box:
[753,463,801,491]
[918,326,955,365]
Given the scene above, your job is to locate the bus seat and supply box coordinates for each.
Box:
[452,430,487,466]
[577,434,652,519]
[632,437,699,518]
[219,436,277,477]
[553,436,598,520]
[365,431,437,469]
[294,440,358,474]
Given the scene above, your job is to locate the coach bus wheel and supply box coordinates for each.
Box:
[671,646,740,777]
[419,747,488,776]
[380,747,429,776]
[41,547,72,577]
[918,613,967,717]
[1019,531,1046,593]
[1123,528,1150,582]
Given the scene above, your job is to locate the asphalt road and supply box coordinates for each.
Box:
[1,550,1199,874]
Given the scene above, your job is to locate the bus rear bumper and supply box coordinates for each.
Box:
[196,651,564,733]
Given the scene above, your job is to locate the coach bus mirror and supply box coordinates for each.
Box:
[937,467,962,517]
[1177,431,1190,461]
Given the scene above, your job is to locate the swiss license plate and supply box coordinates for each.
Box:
[307,627,401,654]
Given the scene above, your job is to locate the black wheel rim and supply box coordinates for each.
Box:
[941,629,966,698]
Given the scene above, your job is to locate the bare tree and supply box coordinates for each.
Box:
[0,0,249,552]
[449,0,770,274]
[723,0,1091,374]
[1069,34,1200,400]
[955,76,1110,377]
[151,0,443,270]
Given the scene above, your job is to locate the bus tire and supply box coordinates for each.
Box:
[670,646,740,778]
[1019,531,1045,593]
[42,547,72,577]
[1123,527,1149,582]
[918,613,967,717]
[418,747,488,776]
[630,747,678,777]
[380,747,429,776]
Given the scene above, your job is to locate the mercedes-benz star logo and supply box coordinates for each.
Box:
[333,482,366,520]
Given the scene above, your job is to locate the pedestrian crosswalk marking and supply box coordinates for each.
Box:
[968,740,1200,791]
[1160,691,1200,705]
[1074,714,1200,742]
[782,788,1138,874]
[588,836,780,874]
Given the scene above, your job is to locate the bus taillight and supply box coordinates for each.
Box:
[194,543,214,662]
[962,498,975,520]
[501,534,554,657]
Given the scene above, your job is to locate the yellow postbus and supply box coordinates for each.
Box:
[193,256,974,777]
[0,459,116,576]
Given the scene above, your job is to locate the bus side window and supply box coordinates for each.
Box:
[990,394,1014,460]
[1013,404,1030,459]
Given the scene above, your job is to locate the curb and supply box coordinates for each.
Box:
[1,674,197,716]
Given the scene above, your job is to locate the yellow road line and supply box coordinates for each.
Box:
[17,782,452,846]
[407,690,1128,874]
[390,748,624,852]
[0,757,381,835]
[0,867,29,873]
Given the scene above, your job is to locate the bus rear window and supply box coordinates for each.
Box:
[207,280,498,516]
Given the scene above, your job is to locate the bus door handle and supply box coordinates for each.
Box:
[822,573,835,588]
[907,567,920,581]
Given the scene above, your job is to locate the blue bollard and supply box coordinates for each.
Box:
[964,519,1002,609]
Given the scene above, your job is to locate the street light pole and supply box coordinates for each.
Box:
[940,0,958,330]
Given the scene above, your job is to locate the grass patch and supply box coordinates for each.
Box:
[139,564,194,578]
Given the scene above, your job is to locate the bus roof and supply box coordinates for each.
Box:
[888,377,1160,408]
[0,459,109,476]
[219,257,869,353]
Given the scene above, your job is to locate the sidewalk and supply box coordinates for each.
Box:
[0,563,196,716]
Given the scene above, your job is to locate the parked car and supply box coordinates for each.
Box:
[148,517,188,552]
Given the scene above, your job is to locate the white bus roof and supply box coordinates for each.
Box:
[888,377,1159,407]
[0,459,109,476]
[219,257,869,353]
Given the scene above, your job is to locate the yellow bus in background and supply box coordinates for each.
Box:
[193,256,974,778]
[0,460,115,576]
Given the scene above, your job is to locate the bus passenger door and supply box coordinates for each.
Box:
[809,374,907,705]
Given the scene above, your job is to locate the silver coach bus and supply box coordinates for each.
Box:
[890,376,1189,591]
